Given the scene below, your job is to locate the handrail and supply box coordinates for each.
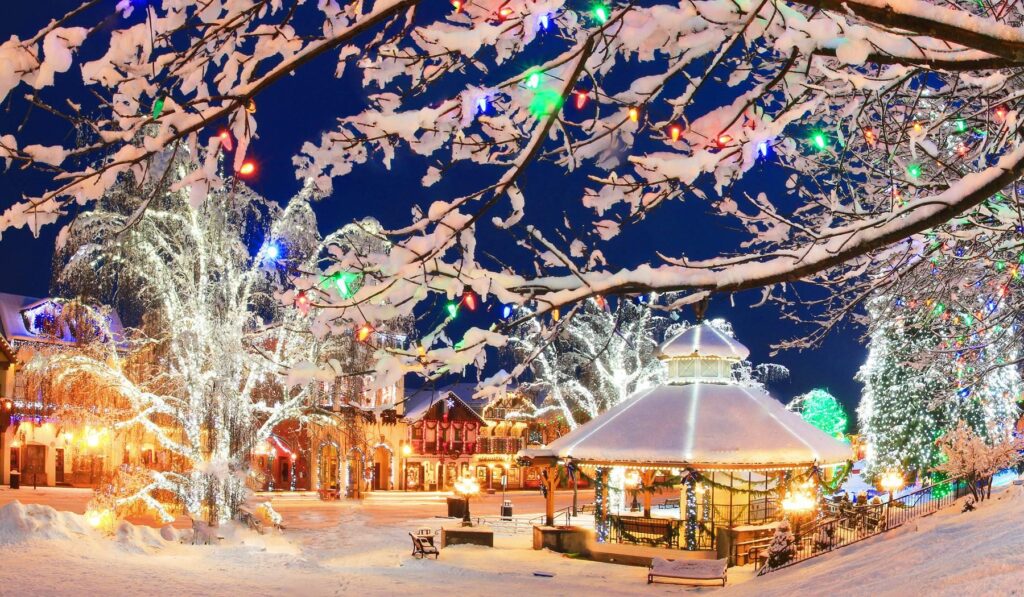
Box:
[758,476,968,576]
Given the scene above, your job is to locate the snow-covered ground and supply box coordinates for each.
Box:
[724,482,1024,596]
[0,484,1020,595]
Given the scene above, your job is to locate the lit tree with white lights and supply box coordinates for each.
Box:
[29,152,368,523]
[508,298,664,427]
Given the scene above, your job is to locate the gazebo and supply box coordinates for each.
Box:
[521,321,851,555]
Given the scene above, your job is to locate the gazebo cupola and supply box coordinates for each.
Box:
[657,321,750,385]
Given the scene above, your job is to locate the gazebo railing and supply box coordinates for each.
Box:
[607,515,683,549]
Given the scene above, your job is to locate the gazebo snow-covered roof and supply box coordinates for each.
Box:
[522,321,851,470]
[534,384,851,469]
[658,321,750,361]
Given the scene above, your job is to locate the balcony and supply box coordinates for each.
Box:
[475,436,525,455]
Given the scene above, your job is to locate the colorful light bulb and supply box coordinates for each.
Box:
[238,162,256,176]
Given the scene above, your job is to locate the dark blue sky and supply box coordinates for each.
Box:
[0,2,868,422]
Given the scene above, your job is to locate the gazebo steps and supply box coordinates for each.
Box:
[587,542,717,567]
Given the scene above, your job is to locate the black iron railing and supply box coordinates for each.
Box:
[607,515,682,549]
[757,476,968,575]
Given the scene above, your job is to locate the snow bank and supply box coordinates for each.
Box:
[0,501,168,553]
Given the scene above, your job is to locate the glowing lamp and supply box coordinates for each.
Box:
[402,444,412,456]
[811,131,827,150]
[782,482,816,514]
[238,162,256,176]
[669,124,681,142]
[575,90,588,110]
[218,131,234,151]
[995,105,1007,120]
[628,107,639,122]
[880,471,903,495]
[152,97,165,119]
[499,7,512,19]
[356,324,373,342]
[85,509,111,529]
[462,291,477,311]
[295,291,311,315]
[716,134,732,147]
[454,476,480,497]
[912,121,923,133]
[552,308,560,322]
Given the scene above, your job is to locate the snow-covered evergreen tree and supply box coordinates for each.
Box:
[857,300,1021,481]
[787,388,848,439]
[765,519,798,570]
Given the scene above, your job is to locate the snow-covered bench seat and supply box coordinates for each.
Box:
[647,557,727,586]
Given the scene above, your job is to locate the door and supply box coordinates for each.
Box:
[25,445,45,487]
[55,448,65,484]
[372,462,382,490]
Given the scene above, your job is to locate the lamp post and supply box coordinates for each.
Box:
[879,470,904,529]
[781,481,816,541]
[401,444,412,491]
[454,476,480,527]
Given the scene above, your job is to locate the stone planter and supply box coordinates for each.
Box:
[441,525,494,548]
[532,525,591,555]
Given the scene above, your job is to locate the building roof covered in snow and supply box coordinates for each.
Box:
[658,321,750,361]
[402,381,544,423]
[0,292,126,351]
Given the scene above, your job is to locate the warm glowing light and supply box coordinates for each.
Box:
[628,107,639,122]
[669,125,681,142]
[218,131,234,151]
[454,476,481,497]
[451,0,462,11]
[575,90,588,110]
[85,509,112,529]
[245,99,256,113]
[880,470,904,494]
[356,324,373,342]
[238,162,256,176]
[716,134,732,147]
[782,485,816,513]
[499,7,512,19]
[402,444,412,456]
[462,291,477,311]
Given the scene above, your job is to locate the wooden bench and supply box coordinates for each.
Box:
[657,498,681,509]
[238,506,265,535]
[318,488,341,501]
[611,515,680,548]
[648,557,727,586]
[410,532,439,559]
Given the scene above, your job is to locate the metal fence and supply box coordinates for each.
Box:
[757,476,969,575]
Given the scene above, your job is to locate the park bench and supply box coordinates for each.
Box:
[237,506,265,535]
[612,515,679,548]
[318,488,341,501]
[648,557,728,586]
[410,530,439,559]
[657,498,681,509]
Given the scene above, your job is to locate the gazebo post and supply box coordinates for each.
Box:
[641,469,657,518]
[542,464,558,526]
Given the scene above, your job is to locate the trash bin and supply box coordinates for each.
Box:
[501,499,513,520]
[446,497,466,519]
[9,470,19,490]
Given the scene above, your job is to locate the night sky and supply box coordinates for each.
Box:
[0,2,868,422]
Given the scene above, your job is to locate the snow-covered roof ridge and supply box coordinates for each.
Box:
[658,321,750,361]
[0,292,126,348]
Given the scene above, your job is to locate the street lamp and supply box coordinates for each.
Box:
[401,444,412,491]
[880,470,903,503]
[782,480,816,541]
[454,476,481,527]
